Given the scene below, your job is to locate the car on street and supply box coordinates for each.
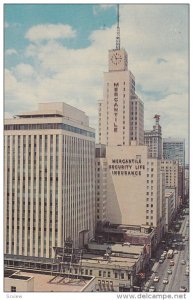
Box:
[163,278,169,284]
[185,267,189,276]
[181,259,186,265]
[149,286,156,292]
[185,236,189,241]
[167,269,172,275]
[179,286,187,292]
[153,276,160,283]
[159,259,164,264]
[174,250,178,254]
[169,260,175,266]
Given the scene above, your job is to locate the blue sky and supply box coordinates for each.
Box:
[4,3,189,160]
[5,4,116,54]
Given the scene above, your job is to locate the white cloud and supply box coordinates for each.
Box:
[25,23,76,42]
[14,63,36,78]
[5,48,18,56]
[93,4,115,15]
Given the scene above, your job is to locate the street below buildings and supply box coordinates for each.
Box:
[143,204,189,292]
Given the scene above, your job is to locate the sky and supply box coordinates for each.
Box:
[4,3,189,161]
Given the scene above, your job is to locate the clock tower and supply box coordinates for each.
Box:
[98,4,144,147]
[109,48,128,71]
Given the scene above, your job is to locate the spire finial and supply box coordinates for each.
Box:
[116,4,120,50]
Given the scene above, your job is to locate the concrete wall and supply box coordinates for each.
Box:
[106,145,148,226]
[4,277,34,292]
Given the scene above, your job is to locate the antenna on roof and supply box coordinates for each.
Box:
[116,4,120,50]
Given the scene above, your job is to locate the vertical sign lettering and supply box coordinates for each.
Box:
[114,82,119,132]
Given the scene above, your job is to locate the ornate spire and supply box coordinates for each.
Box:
[116,4,120,50]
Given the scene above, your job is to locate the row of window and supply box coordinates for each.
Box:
[4,123,95,138]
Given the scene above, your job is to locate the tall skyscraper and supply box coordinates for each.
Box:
[98,12,144,146]
[144,115,162,159]
[4,102,95,258]
[96,7,164,242]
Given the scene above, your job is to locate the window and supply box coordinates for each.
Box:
[11,286,16,292]
[99,270,102,277]
[121,273,124,279]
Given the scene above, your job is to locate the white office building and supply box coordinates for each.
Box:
[95,16,165,242]
[98,49,144,146]
[4,102,95,258]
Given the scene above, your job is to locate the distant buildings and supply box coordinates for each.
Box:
[163,138,185,202]
[163,138,185,167]
[144,114,162,159]
[4,102,95,258]
[161,160,179,209]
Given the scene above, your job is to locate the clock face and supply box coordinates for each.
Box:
[111,52,122,65]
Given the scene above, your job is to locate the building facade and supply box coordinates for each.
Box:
[164,190,175,232]
[98,47,144,147]
[95,144,107,224]
[163,138,185,166]
[4,102,95,258]
[144,115,162,159]
[161,160,179,209]
[95,23,164,244]
[95,145,164,243]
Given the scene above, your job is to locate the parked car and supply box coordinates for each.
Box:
[163,278,169,284]
[181,260,186,265]
[167,269,172,275]
[174,250,178,254]
[179,286,187,292]
[149,286,156,292]
[153,276,160,283]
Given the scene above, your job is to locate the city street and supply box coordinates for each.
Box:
[146,207,189,292]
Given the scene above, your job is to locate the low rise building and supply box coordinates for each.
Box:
[4,268,96,292]
[4,237,150,292]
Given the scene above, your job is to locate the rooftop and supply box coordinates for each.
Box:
[81,252,138,269]
[4,269,93,292]
[88,242,144,255]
